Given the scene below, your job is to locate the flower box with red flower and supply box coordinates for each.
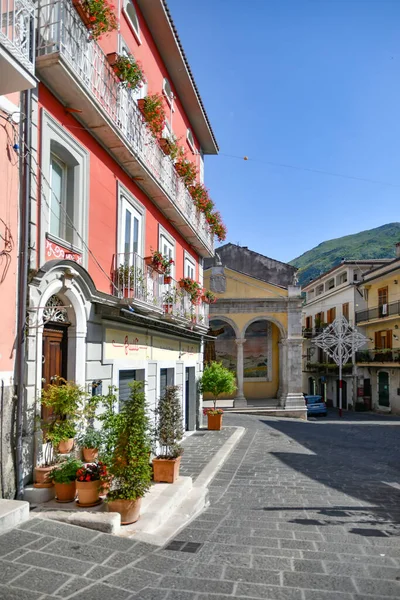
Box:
[72,0,118,41]
[145,251,174,275]
[202,290,217,304]
[137,94,166,138]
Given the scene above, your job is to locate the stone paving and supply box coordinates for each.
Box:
[180,427,235,480]
[1,412,400,599]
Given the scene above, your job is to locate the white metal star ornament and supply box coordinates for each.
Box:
[313,316,368,366]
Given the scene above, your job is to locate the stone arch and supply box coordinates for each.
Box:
[241,315,286,340]
[209,314,240,339]
[207,316,237,373]
[28,265,89,397]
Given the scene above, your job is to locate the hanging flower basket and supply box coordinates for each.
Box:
[202,291,217,304]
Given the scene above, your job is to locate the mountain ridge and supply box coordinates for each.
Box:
[290,223,400,286]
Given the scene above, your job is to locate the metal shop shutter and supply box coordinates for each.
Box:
[118,370,136,405]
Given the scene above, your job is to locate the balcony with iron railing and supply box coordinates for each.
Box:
[36,0,214,257]
[113,252,209,329]
[356,349,400,365]
[0,0,36,93]
[356,301,400,324]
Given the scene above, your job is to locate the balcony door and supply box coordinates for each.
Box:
[378,287,388,317]
[121,196,142,263]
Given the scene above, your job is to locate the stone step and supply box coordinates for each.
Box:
[0,499,30,533]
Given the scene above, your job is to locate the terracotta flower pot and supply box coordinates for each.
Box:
[33,466,54,488]
[55,481,76,503]
[153,456,181,484]
[58,438,74,454]
[179,281,186,289]
[107,497,142,525]
[159,138,172,155]
[163,275,172,284]
[123,288,134,299]
[137,99,146,114]
[207,413,223,431]
[163,304,173,314]
[83,448,98,462]
[72,0,90,27]
[76,479,100,506]
[107,51,118,67]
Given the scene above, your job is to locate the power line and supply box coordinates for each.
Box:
[219,152,400,188]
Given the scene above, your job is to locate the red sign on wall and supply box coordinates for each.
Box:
[46,238,82,265]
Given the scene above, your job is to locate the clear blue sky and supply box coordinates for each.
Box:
[168,0,400,263]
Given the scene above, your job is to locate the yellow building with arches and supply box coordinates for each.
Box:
[204,244,306,419]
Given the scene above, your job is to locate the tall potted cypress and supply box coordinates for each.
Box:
[153,385,184,483]
[200,362,237,430]
[104,381,152,524]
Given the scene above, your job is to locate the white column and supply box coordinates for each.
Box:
[234,338,247,407]
[282,338,306,410]
[277,340,288,406]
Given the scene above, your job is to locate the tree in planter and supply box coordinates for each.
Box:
[153,385,184,483]
[41,377,86,453]
[102,381,153,524]
[200,362,236,430]
[50,457,83,503]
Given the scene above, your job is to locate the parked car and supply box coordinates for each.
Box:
[304,394,327,417]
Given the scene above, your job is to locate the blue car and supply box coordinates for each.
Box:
[304,394,327,417]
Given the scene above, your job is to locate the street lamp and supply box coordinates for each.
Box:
[313,316,368,417]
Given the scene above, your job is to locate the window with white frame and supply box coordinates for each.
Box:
[159,230,175,278]
[163,78,173,105]
[123,0,140,41]
[199,149,204,184]
[186,128,195,152]
[184,253,196,280]
[42,112,88,256]
[49,154,67,239]
[118,186,144,263]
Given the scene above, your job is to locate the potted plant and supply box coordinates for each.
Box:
[179,278,201,304]
[104,381,152,524]
[72,0,118,40]
[40,377,85,454]
[34,440,56,488]
[189,183,214,213]
[116,263,136,298]
[76,462,106,507]
[163,289,176,314]
[202,290,217,304]
[107,52,145,91]
[77,428,103,462]
[153,385,184,483]
[145,250,174,277]
[137,93,166,139]
[200,362,237,430]
[159,135,183,160]
[206,210,227,242]
[50,458,83,503]
[175,156,197,187]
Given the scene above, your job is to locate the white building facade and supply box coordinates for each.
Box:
[302,260,389,410]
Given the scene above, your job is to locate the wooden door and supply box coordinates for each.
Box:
[378,371,390,407]
[42,326,68,421]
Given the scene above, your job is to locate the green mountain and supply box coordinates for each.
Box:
[290,223,400,286]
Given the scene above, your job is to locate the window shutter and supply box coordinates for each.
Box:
[387,330,392,349]
[375,331,380,349]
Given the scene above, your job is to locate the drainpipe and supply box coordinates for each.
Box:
[15,88,32,499]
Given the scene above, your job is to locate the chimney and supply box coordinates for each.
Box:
[396,242,400,258]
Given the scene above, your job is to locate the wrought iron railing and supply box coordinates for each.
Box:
[1,0,35,73]
[113,252,209,327]
[36,0,214,253]
[356,301,400,324]
[356,349,400,364]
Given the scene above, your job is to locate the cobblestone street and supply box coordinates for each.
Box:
[1,412,400,599]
